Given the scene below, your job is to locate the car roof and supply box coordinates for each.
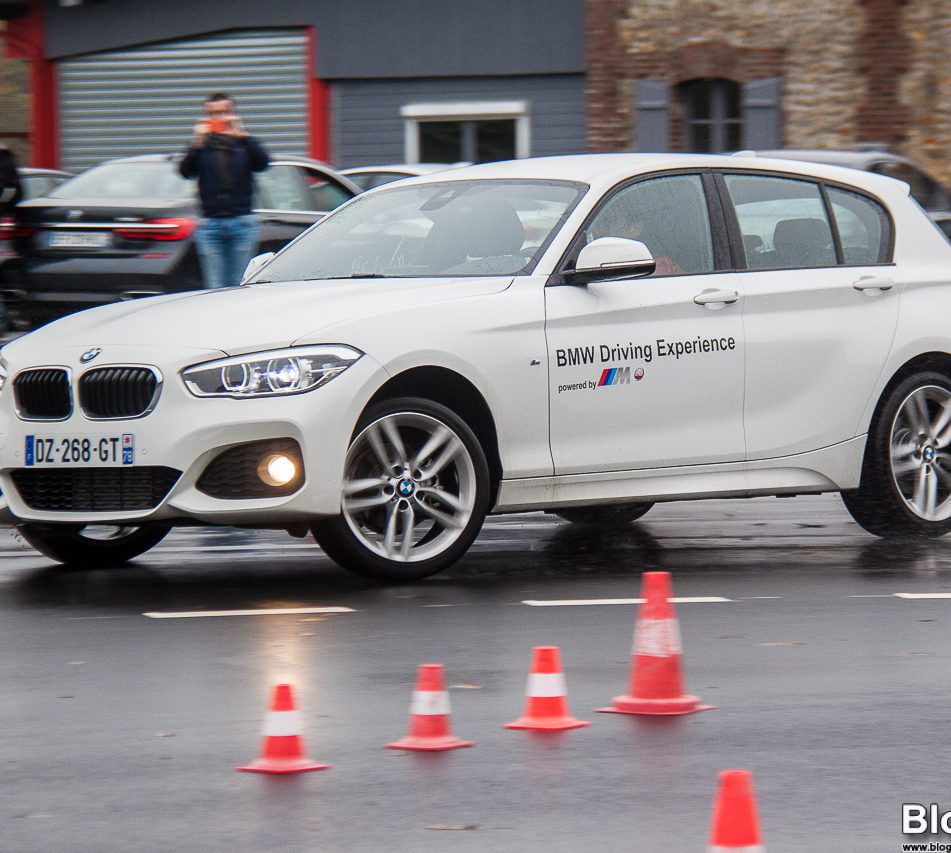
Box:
[18,167,73,177]
[75,152,361,194]
[93,152,335,167]
[397,153,909,199]
[341,163,464,175]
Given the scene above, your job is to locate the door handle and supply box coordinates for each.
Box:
[693,288,739,307]
[853,275,894,292]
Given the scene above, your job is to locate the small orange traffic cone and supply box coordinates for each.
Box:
[505,646,590,731]
[386,664,474,751]
[708,769,765,851]
[598,571,713,715]
[238,683,330,774]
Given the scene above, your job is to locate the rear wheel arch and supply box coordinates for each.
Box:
[364,366,503,504]
[865,352,951,435]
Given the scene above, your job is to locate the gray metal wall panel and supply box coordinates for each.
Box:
[58,29,308,172]
[332,75,586,168]
[44,0,585,78]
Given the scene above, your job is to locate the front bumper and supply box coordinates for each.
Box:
[0,344,385,526]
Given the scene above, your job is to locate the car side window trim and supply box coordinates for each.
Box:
[711,172,745,270]
[701,171,732,271]
[717,168,896,271]
[548,168,731,285]
[819,183,845,266]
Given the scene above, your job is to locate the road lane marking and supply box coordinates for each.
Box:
[142,606,355,619]
[154,544,317,553]
[893,593,951,600]
[520,597,731,606]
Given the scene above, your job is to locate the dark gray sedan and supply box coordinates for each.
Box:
[1,154,359,330]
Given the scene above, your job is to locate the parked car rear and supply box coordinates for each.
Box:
[1,154,359,329]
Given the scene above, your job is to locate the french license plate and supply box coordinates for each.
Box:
[25,434,135,467]
[48,231,111,249]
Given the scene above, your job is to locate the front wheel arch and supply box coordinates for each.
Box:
[363,366,503,505]
[313,396,492,581]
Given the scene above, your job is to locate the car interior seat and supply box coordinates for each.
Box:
[772,217,835,267]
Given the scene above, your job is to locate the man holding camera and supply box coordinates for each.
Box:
[180,93,269,289]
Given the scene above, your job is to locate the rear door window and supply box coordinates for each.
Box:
[255,165,312,211]
[299,167,354,212]
[724,174,836,269]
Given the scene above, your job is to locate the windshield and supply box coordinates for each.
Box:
[251,179,587,281]
[49,162,193,201]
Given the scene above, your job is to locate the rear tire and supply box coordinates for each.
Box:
[551,503,653,525]
[842,370,951,537]
[17,523,171,568]
[312,397,491,581]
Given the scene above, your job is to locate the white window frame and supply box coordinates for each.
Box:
[400,101,531,163]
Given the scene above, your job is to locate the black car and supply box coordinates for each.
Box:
[755,149,951,240]
[1,154,360,329]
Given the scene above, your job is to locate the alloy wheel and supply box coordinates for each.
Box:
[341,412,477,562]
[889,384,951,521]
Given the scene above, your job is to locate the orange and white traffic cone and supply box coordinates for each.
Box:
[238,683,330,774]
[505,646,590,731]
[598,571,713,715]
[386,664,474,751]
[708,769,765,852]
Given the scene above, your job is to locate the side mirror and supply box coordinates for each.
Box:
[241,252,275,284]
[574,237,656,282]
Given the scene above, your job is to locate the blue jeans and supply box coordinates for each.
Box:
[194,214,260,289]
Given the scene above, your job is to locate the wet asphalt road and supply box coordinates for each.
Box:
[3,494,951,853]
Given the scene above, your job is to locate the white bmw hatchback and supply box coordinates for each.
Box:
[2,153,950,580]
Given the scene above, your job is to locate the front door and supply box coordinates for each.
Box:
[546,173,746,474]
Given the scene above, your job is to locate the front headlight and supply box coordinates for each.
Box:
[181,345,363,398]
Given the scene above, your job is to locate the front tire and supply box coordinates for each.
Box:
[17,523,171,568]
[312,397,491,581]
[842,370,951,537]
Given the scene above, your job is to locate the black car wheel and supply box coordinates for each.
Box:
[17,523,171,568]
[312,397,491,581]
[842,370,951,537]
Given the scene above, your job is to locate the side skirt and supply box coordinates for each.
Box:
[493,436,866,513]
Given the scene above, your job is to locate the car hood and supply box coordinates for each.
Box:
[4,277,514,358]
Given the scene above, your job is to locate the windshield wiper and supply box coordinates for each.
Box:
[307,274,388,280]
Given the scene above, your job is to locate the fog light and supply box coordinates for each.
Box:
[257,453,298,488]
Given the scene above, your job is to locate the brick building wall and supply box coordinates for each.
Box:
[588,0,951,184]
[902,0,951,183]
[0,23,29,163]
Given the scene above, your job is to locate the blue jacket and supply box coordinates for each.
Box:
[179,136,269,218]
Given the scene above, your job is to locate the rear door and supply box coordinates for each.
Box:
[720,171,900,459]
[545,172,746,474]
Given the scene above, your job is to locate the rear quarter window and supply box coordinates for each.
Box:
[826,186,892,264]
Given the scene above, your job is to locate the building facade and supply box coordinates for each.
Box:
[3,1,950,184]
[0,0,586,172]
[587,0,951,183]
[0,21,30,163]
